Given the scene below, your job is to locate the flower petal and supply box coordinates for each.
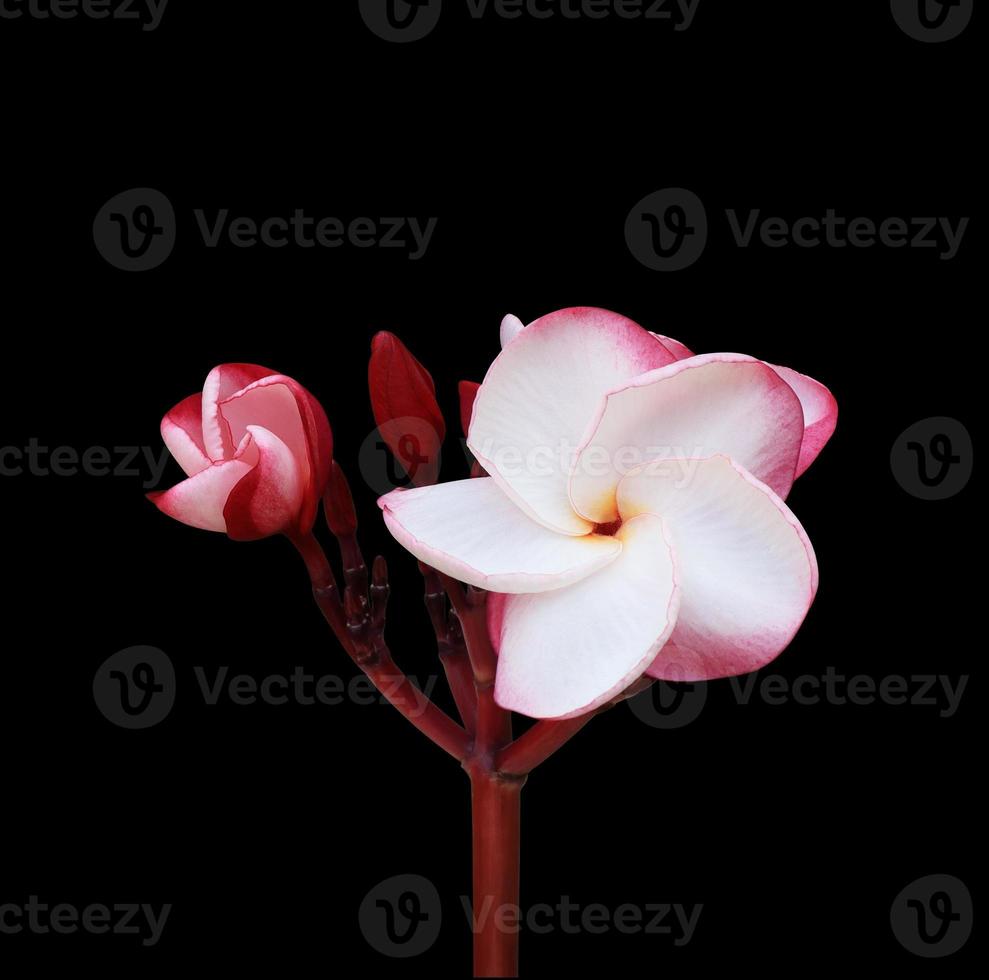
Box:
[147,458,253,532]
[492,513,679,719]
[569,353,804,523]
[499,313,525,348]
[379,477,621,594]
[649,331,694,360]
[468,307,677,536]
[772,365,837,478]
[223,425,306,540]
[201,363,275,460]
[617,455,817,681]
[220,375,333,532]
[161,392,209,477]
[651,336,837,480]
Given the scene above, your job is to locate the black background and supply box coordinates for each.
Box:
[1,1,978,975]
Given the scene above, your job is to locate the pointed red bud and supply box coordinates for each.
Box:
[457,381,480,438]
[369,332,446,487]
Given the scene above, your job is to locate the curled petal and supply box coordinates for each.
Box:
[569,353,804,524]
[617,455,817,681]
[147,458,253,533]
[201,363,273,461]
[772,365,838,478]
[379,477,621,594]
[223,426,306,540]
[219,374,333,531]
[468,307,676,536]
[492,513,679,719]
[499,313,525,348]
[649,335,836,479]
[649,331,694,360]
[161,393,209,477]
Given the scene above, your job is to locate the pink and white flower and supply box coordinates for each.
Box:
[149,363,333,540]
[379,308,836,719]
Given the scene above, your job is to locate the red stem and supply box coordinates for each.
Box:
[420,563,477,733]
[290,532,470,762]
[441,646,478,734]
[467,765,524,977]
[496,677,654,775]
[295,462,619,977]
[439,572,522,975]
[495,715,596,776]
[439,574,497,683]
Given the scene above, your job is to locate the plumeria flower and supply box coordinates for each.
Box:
[149,363,332,540]
[380,308,836,719]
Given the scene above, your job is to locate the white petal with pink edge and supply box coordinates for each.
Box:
[616,455,817,682]
[569,353,804,523]
[492,513,680,719]
[201,363,275,461]
[468,307,677,536]
[499,313,525,348]
[771,364,838,478]
[161,392,209,477]
[379,477,622,593]
[219,377,310,476]
[147,458,253,532]
[649,331,694,360]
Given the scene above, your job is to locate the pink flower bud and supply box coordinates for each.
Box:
[368,332,446,487]
[148,363,332,540]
